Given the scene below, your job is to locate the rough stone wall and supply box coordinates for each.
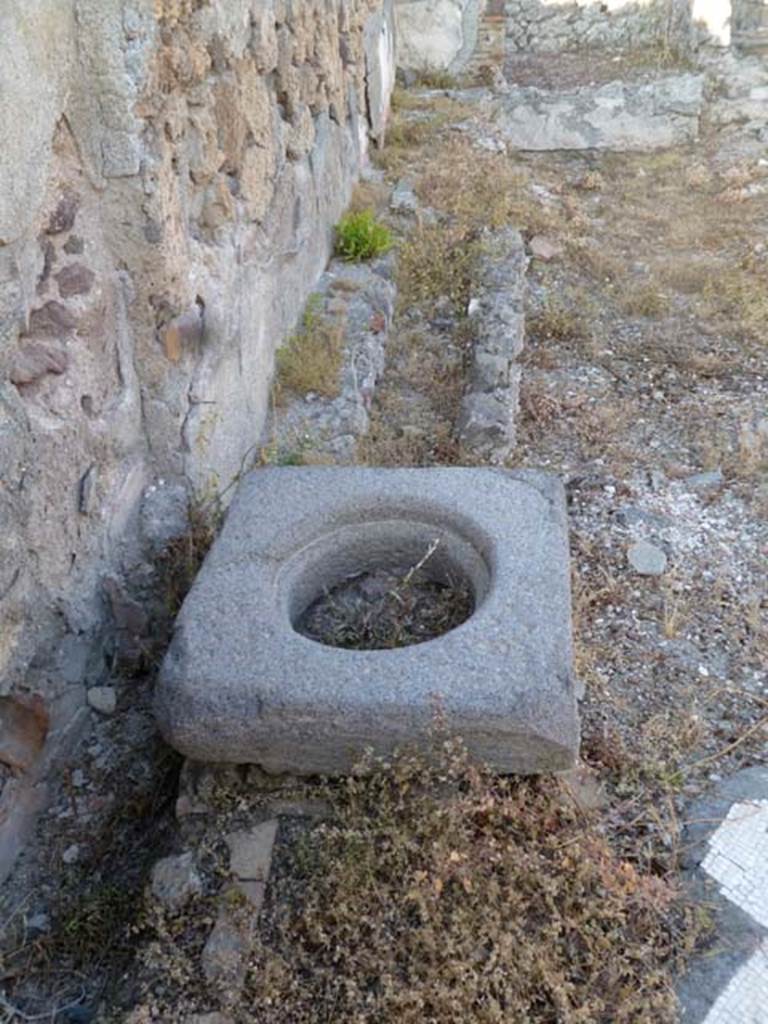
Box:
[395,0,484,71]
[505,0,694,54]
[0,0,394,822]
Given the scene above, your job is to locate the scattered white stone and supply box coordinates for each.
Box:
[150,852,202,911]
[87,686,117,715]
[627,540,668,576]
[529,235,564,261]
[62,844,80,865]
[686,469,724,493]
[390,180,419,214]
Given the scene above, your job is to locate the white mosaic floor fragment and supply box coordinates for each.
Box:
[700,799,768,1024]
[701,800,768,930]
[702,939,768,1024]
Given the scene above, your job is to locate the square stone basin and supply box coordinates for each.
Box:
[155,467,579,774]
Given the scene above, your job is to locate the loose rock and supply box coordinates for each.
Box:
[62,844,80,865]
[627,540,668,576]
[87,687,117,716]
[529,235,563,261]
[226,820,278,882]
[685,469,724,493]
[150,852,202,911]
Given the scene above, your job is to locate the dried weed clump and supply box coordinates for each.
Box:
[247,739,702,1024]
[274,294,344,402]
[397,222,483,314]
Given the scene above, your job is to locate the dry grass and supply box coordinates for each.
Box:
[243,738,704,1024]
[397,223,483,314]
[274,295,344,403]
[416,142,531,230]
[120,737,707,1024]
[527,295,593,348]
[619,280,669,318]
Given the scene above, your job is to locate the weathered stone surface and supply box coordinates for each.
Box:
[55,263,95,298]
[150,851,203,911]
[396,0,481,72]
[493,74,705,151]
[0,7,396,903]
[505,0,695,54]
[27,301,77,336]
[9,342,68,386]
[140,480,190,555]
[686,468,725,493]
[529,235,563,261]
[46,194,80,236]
[265,255,396,464]
[459,227,526,463]
[156,467,579,775]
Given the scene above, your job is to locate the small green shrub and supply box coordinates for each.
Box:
[335,209,393,262]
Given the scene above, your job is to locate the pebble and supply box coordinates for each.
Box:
[685,468,724,493]
[62,844,80,865]
[627,540,668,576]
[87,686,117,715]
[529,235,564,261]
[27,912,50,933]
[150,852,203,910]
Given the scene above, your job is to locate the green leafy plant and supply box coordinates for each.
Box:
[335,209,393,262]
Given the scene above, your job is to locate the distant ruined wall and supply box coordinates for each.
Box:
[0,0,394,840]
[505,0,696,54]
[394,0,704,71]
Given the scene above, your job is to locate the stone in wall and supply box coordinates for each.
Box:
[0,0,395,882]
[396,0,483,72]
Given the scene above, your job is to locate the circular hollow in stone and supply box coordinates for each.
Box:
[285,519,490,651]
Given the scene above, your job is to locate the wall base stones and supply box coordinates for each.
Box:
[458,227,527,463]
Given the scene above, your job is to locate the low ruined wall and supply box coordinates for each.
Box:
[505,0,694,54]
[0,0,394,837]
